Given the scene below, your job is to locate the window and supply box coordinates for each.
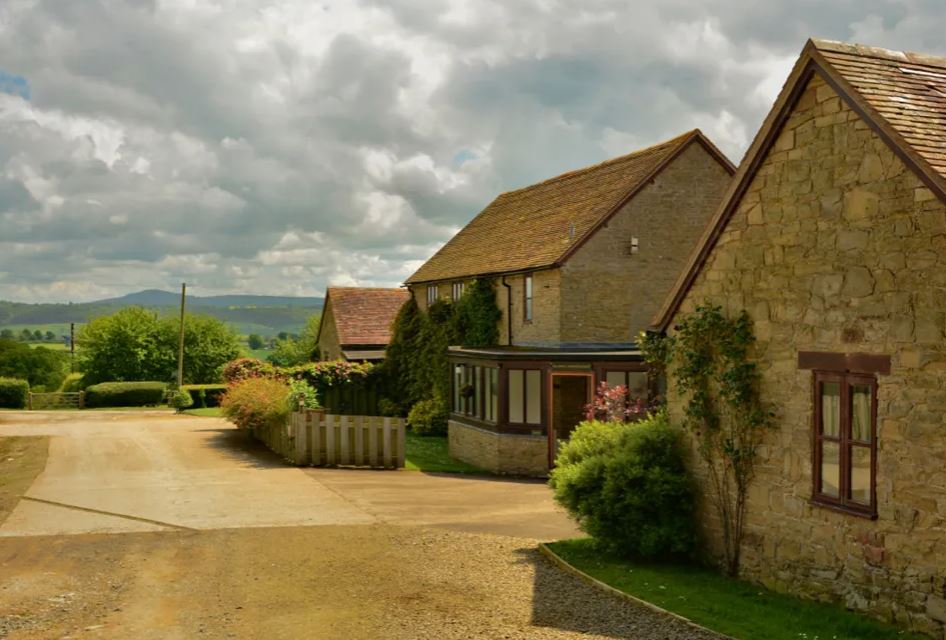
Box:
[452,364,497,421]
[604,370,648,397]
[452,281,465,301]
[508,369,542,425]
[484,368,498,422]
[524,274,533,322]
[813,372,876,516]
[427,285,438,306]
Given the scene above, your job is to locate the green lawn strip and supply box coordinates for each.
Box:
[547,539,923,640]
[404,432,487,474]
[183,407,223,417]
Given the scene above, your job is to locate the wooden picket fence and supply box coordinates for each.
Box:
[254,409,405,469]
[29,391,85,410]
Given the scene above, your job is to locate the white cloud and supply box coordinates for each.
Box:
[0,0,945,302]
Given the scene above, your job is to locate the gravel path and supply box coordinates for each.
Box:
[0,525,720,639]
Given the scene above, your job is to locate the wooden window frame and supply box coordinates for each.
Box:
[811,371,878,518]
[524,274,533,323]
[427,284,438,306]
[452,281,465,301]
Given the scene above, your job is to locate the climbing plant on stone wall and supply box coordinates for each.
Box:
[642,303,772,576]
[452,278,502,348]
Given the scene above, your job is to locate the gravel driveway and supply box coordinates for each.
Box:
[0,412,718,639]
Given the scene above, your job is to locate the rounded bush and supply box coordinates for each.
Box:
[220,377,292,430]
[0,378,29,408]
[221,358,276,385]
[84,382,167,408]
[168,389,194,411]
[407,398,448,436]
[549,412,696,559]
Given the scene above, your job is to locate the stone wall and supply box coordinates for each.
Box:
[668,72,946,636]
[448,420,548,476]
[316,299,342,361]
[562,141,731,343]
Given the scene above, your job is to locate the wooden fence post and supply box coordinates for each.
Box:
[78,391,85,410]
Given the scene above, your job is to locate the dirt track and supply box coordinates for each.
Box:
[0,412,716,639]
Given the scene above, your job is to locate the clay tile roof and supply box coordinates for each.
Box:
[651,39,946,332]
[324,287,409,346]
[405,130,733,284]
[813,39,946,183]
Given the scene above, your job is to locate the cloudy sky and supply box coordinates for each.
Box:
[1,0,945,302]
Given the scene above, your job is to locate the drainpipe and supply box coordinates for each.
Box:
[501,275,513,346]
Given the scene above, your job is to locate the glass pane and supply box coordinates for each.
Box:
[490,369,498,422]
[850,445,871,504]
[821,381,840,437]
[627,372,648,397]
[508,370,524,423]
[526,370,541,424]
[472,367,481,417]
[605,371,626,389]
[851,384,872,443]
[820,441,840,498]
[453,365,463,413]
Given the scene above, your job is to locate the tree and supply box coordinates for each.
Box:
[247,333,264,350]
[77,307,172,384]
[19,329,32,341]
[0,329,13,340]
[32,329,43,341]
[78,307,241,385]
[0,339,69,389]
[160,314,241,384]
[381,298,424,414]
[267,315,320,367]
[45,330,56,341]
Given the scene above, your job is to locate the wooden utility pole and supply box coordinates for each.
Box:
[70,322,76,373]
[177,283,186,388]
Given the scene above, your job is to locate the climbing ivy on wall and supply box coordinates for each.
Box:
[642,303,772,577]
[383,279,503,416]
[452,278,502,347]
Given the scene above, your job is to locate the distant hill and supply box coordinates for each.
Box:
[0,289,324,337]
[99,289,324,308]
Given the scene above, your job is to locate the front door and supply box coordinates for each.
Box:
[549,373,592,466]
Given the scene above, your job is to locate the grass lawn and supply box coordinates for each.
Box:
[183,407,223,417]
[404,432,486,474]
[547,538,924,640]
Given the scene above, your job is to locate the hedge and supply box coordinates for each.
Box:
[84,381,168,408]
[182,384,228,408]
[0,378,29,409]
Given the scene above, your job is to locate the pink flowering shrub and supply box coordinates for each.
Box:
[584,382,655,424]
[284,360,374,388]
[220,377,292,430]
[221,358,279,385]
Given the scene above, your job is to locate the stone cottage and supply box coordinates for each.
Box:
[405,129,734,475]
[315,287,409,362]
[651,39,946,636]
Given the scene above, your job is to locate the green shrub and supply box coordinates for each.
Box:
[407,397,448,436]
[221,357,278,384]
[220,377,292,430]
[182,384,228,408]
[168,389,194,411]
[288,379,320,410]
[84,382,167,408]
[549,412,696,559]
[59,373,86,392]
[378,398,402,417]
[0,378,29,408]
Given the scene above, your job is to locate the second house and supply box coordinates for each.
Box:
[404,129,734,474]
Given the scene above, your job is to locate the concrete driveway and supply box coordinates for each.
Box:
[0,411,576,540]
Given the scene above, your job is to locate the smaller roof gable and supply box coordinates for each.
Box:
[651,38,946,333]
[320,287,410,346]
[405,130,734,284]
